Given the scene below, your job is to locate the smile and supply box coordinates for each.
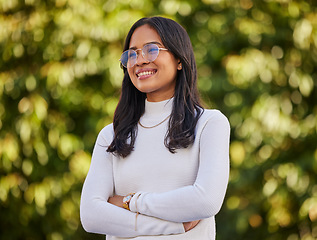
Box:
[136,69,157,79]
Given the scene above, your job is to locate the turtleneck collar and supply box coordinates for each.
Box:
[143,97,174,118]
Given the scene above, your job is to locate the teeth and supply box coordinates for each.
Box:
[137,71,155,77]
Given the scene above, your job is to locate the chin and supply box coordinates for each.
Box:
[137,88,155,94]
[133,83,156,94]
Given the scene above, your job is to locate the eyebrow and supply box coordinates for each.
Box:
[129,41,164,50]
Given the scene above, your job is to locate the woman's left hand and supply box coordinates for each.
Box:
[183,220,200,232]
[108,195,124,208]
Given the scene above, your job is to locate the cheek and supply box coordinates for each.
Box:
[157,57,177,72]
[165,56,178,72]
[162,60,178,77]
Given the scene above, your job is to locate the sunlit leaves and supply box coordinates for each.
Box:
[225,48,280,87]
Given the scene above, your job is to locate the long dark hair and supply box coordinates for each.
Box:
[107,16,203,158]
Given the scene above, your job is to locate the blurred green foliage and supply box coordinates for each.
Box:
[0,0,316,239]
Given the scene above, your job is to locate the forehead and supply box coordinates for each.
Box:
[129,24,163,48]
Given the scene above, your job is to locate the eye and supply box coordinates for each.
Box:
[148,48,158,54]
[128,50,137,59]
[146,45,159,55]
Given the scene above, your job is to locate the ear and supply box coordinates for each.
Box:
[177,61,182,70]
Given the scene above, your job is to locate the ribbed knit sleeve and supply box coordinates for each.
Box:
[80,125,185,237]
[129,111,230,222]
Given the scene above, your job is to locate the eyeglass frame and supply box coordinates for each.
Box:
[119,43,169,68]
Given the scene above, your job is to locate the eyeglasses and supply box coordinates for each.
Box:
[119,43,168,68]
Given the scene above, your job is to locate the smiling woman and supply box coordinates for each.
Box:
[126,25,179,102]
[80,16,230,240]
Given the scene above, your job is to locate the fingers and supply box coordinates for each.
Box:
[183,220,200,232]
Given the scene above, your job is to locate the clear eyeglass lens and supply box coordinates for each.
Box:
[120,51,128,68]
[127,51,137,68]
[120,44,160,68]
[143,44,159,62]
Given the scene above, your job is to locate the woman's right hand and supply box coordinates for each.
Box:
[183,220,200,232]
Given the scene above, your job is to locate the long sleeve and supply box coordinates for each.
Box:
[129,111,230,222]
[80,126,185,237]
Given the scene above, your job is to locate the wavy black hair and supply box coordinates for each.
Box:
[107,16,203,158]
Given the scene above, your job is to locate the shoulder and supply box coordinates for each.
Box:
[96,123,114,146]
[197,109,230,133]
[199,109,230,125]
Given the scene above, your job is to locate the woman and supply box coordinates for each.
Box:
[80,16,230,239]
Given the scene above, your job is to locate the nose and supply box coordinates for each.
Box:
[135,50,148,66]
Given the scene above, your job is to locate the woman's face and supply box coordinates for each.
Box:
[127,24,180,102]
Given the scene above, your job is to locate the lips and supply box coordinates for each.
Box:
[136,69,157,79]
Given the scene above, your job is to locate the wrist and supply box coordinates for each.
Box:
[123,193,135,210]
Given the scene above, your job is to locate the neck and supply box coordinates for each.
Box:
[146,91,175,102]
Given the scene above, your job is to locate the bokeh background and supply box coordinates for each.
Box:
[1,0,316,239]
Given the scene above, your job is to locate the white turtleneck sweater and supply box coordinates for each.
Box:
[80,98,230,240]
